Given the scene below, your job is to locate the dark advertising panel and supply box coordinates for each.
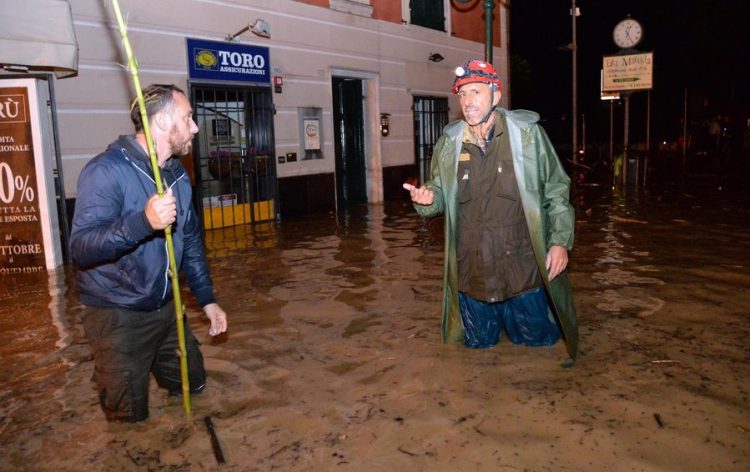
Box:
[0,86,46,275]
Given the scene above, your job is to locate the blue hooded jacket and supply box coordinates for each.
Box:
[70,135,216,311]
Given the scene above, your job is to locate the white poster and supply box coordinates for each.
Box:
[303,119,320,150]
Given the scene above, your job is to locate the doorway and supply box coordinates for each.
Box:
[332,77,367,206]
[191,85,277,229]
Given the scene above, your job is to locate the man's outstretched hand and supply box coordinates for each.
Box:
[403,183,434,206]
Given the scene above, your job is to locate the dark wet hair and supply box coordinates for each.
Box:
[129,84,186,132]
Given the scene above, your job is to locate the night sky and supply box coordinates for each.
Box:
[509,0,750,147]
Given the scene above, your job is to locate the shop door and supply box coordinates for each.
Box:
[332,77,367,205]
[191,85,277,229]
[413,96,448,185]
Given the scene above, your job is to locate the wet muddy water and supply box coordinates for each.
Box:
[1,178,748,471]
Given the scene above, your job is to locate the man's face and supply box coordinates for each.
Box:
[167,92,199,157]
[458,82,500,126]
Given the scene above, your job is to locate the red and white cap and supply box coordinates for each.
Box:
[451,59,502,94]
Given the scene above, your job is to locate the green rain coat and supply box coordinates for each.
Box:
[415,108,579,360]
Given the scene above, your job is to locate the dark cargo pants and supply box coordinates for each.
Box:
[82,301,206,422]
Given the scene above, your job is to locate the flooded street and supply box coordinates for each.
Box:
[1,175,749,471]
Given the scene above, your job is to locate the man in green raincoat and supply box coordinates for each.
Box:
[404,60,578,361]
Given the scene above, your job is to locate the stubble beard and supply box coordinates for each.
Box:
[169,124,192,157]
[463,105,487,126]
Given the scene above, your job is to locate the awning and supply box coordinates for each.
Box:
[0,0,79,78]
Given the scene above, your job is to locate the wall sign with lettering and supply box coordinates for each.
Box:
[187,38,271,85]
[0,79,61,275]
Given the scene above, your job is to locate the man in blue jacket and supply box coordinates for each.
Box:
[70,84,228,422]
[404,60,578,360]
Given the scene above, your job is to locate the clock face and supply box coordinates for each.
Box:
[613,18,643,49]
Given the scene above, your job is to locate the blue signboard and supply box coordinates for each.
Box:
[186,38,270,84]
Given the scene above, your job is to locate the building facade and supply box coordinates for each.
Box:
[58,0,509,228]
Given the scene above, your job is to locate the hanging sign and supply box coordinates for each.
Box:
[187,38,270,84]
[0,79,61,274]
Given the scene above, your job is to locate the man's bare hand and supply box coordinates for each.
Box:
[203,303,228,336]
[546,245,569,281]
[144,187,176,230]
[402,183,435,206]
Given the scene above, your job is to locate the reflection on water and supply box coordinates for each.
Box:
[48,270,72,352]
[204,221,278,256]
[0,266,84,453]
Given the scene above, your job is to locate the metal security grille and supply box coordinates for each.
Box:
[413,96,449,185]
[191,85,277,230]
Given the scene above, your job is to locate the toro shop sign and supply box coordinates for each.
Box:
[187,38,270,85]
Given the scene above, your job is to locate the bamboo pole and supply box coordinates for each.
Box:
[110,0,191,416]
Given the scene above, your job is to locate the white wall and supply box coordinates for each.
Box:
[59,0,506,198]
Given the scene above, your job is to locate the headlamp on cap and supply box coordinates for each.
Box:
[451,59,502,94]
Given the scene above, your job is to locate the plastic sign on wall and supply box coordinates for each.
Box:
[187,38,270,85]
[0,79,62,275]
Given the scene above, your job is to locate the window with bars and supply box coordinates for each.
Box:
[413,96,449,185]
[191,85,277,229]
